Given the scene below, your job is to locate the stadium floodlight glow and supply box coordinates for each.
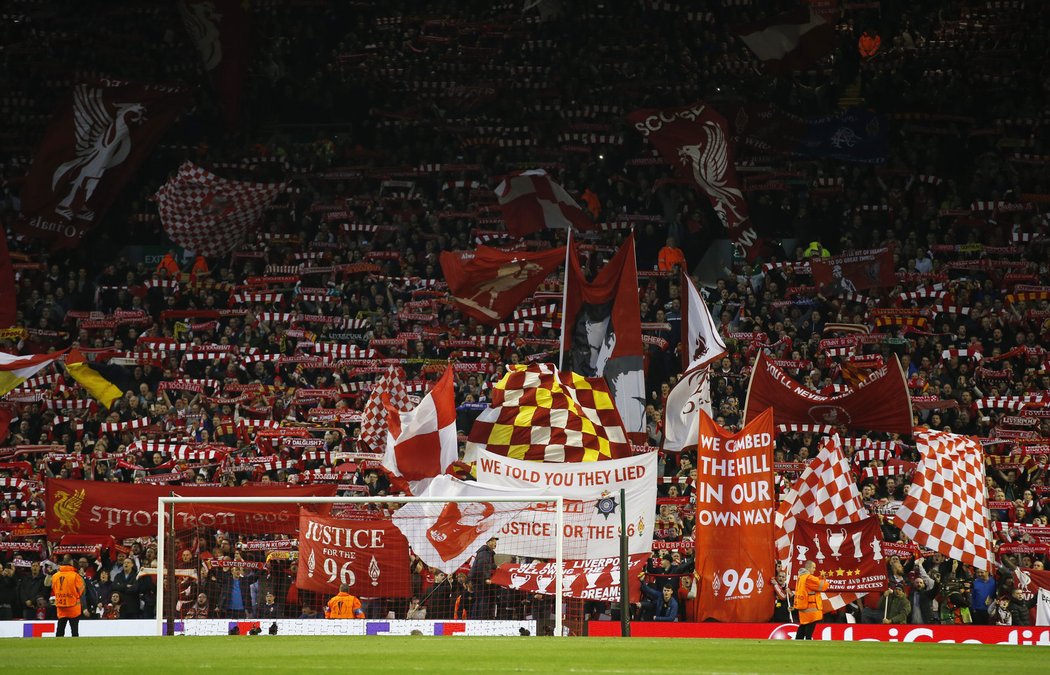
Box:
[155,495,565,637]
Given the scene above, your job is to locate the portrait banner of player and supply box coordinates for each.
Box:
[16,80,190,249]
[561,234,647,440]
[790,518,887,595]
[440,245,566,325]
[296,512,411,597]
[810,248,895,295]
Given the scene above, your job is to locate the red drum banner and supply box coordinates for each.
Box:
[45,478,335,539]
[694,408,776,622]
[296,513,411,598]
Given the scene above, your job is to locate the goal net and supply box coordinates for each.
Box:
[154,494,612,637]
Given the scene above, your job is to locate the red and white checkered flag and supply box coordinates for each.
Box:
[154,161,286,256]
[359,365,410,453]
[893,428,994,571]
[775,433,869,610]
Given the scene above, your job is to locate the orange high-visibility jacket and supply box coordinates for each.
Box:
[793,572,829,625]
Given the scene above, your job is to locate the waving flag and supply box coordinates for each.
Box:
[775,434,870,610]
[440,245,565,325]
[629,103,765,262]
[0,351,66,397]
[16,81,189,248]
[465,363,631,463]
[561,234,646,438]
[359,365,409,453]
[64,349,123,409]
[383,367,458,483]
[496,169,595,238]
[155,161,286,256]
[893,429,994,571]
[736,8,836,74]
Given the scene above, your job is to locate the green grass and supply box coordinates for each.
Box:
[3,636,1043,673]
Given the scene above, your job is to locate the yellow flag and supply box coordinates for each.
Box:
[65,350,122,409]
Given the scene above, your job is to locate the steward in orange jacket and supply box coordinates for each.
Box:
[51,557,86,637]
[793,560,829,640]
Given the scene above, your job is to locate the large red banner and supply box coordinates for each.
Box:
[45,478,335,539]
[628,102,765,262]
[440,245,566,325]
[296,513,411,598]
[16,81,189,248]
[744,352,913,435]
[490,554,649,603]
[790,518,887,595]
[694,408,775,623]
[810,248,896,294]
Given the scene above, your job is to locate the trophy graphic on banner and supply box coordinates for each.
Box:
[812,536,826,562]
[827,528,847,559]
[795,545,809,564]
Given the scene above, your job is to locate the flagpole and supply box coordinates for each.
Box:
[680,268,689,372]
[558,229,572,371]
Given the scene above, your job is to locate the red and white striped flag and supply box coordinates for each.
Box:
[359,365,410,453]
[154,161,286,256]
[775,433,869,610]
[495,169,594,238]
[382,367,458,483]
[893,429,994,571]
[0,351,66,397]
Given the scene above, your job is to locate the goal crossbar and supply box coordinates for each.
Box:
[155,495,565,636]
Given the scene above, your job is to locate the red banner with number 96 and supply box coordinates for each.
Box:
[296,511,411,597]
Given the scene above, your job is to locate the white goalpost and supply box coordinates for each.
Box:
[155,495,566,637]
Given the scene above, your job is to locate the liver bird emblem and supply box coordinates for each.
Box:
[52,488,86,533]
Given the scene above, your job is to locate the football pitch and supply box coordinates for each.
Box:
[5,636,1043,673]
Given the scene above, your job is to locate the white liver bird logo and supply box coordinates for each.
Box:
[677,122,746,228]
[51,84,146,220]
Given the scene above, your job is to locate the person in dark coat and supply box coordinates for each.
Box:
[468,536,498,619]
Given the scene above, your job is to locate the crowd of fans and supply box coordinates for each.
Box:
[1,0,1048,629]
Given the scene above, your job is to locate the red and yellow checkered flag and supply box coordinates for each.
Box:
[466,363,631,462]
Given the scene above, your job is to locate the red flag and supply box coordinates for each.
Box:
[736,8,836,74]
[0,223,15,328]
[382,367,458,482]
[810,248,896,294]
[296,513,411,597]
[1014,568,1050,602]
[694,408,776,623]
[629,103,766,262]
[45,478,335,539]
[744,352,913,435]
[561,233,646,438]
[15,81,189,248]
[440,245,565,325]
[179,0,249,128]
[495,169,594,238]
[154,162,286,256]
[790,518,887,595]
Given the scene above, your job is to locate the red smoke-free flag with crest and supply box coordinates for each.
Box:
[179,0,249,129]
[440,245,565,326]
[16,81,189,249]
[154,161,286,256]
[628,103,766,262]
